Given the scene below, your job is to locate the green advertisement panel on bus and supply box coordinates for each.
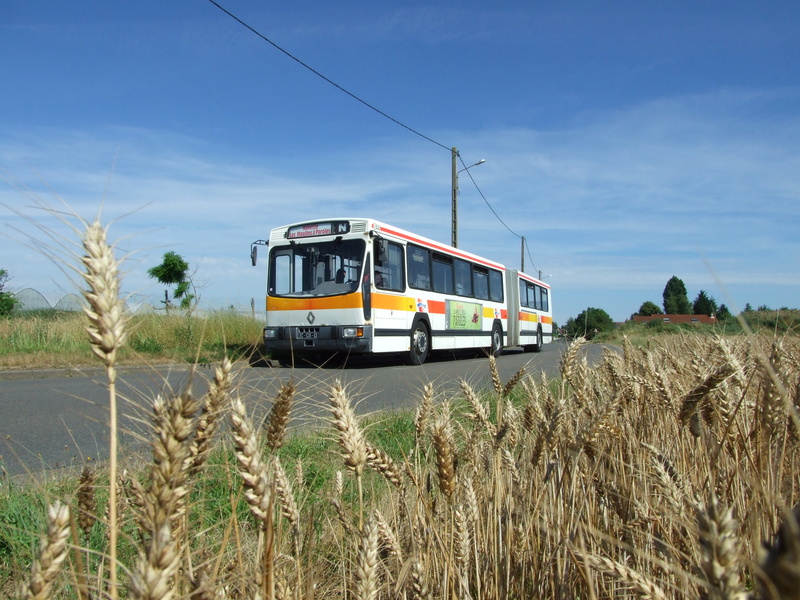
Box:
[446,300,483,331]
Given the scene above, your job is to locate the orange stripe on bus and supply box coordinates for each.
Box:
[373,294,416,312]
[267,295,363,311]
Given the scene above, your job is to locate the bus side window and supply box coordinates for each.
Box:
[519,279,528,308]
[541,287,549,312]
[489,269,503,303]
[473,267,489,300]
[454,259,472,297]
[432,254,453,295]
[407,245,431,291]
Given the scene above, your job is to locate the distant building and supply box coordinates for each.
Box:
[632,314,716,325]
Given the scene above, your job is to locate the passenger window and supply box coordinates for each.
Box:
[519,279,528,307]
[454,259,472,297]
[473,268,489,300]
[432,255,453,294]
[407,245,431,291]
[375,240,404,291]
[489,270,503,303]
[541,288,549,312]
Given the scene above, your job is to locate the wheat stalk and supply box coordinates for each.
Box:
[80,219,128,598]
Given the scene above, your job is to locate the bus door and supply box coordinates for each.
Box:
[505,270,521,347]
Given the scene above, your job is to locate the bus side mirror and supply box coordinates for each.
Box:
[376,239,388,262]
[251,240,268,267]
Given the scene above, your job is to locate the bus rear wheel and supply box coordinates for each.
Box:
[532,327,544,352]
[409,322,430,365]
[490,323,503,357]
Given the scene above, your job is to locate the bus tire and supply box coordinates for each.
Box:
[532,326,544,353]
[490,323,503,357]
[409,320,430,365]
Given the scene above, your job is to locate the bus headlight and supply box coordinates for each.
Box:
[342,327,364,338]
[263,328,279,340]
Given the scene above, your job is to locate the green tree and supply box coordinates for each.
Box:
[663,276,691,314]
[147,252,197,311]
[566,307,614,339]
[717,304,732,321]
[692,290,718,317]
[0,268,19,316]
[635,301,663,317]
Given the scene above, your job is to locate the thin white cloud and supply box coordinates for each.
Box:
[2,86,798,321]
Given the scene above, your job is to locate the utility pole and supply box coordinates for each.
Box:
[520,236,525,272]
[451,147,458,248]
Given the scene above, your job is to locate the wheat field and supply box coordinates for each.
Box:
[3,218,800,600]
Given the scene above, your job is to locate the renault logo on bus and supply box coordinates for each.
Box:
[307,311,315,325]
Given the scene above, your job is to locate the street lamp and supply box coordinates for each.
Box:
[451,147,486,248]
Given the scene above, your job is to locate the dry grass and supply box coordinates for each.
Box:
[3,215,800,599]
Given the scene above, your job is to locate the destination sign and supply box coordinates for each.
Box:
[287,221,350,239]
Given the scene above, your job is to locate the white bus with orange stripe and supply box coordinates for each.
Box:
[255,218,553,364]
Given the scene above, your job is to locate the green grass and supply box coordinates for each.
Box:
[0,309,265,368]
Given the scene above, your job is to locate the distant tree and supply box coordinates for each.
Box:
[566,307,614,339]
[147,251,197,311]
[743,303,753,312]
[635,301,663,317]
[663,276,692,314]
[0,268,19,316]
[757,305,772,312]
[692,290,718,317]
[717,304,732,320]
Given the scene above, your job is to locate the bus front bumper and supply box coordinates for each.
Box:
[263,325,373,354]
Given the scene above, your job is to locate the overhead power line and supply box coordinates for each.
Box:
[207,0,538,272]
[206,0,450,152]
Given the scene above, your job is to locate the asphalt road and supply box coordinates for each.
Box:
[0,340,593,478]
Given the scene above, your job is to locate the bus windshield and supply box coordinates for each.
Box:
[268,239,365,298]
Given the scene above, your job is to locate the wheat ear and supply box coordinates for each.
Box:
[366,441,404,488]
[129,391,201,600]
[460,380,496,437]
[433,418,457,500]
[353,517,380,600]
[329,380,369,528]
[76,466,97,537]
[188,357,234,475]
[230,396,274,524]
[264,380,297,451]
[584,553,667,600]
[21,501,71,600]
[696,495,747,600]
[758,504,800,600]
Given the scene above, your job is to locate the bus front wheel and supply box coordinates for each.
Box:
[409,322,430,365]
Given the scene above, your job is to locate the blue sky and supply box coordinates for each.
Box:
[2,1,799,323]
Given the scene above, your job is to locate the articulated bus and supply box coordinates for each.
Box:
[252,218,553,365]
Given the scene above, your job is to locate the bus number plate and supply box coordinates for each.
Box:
[297,329,318,339]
